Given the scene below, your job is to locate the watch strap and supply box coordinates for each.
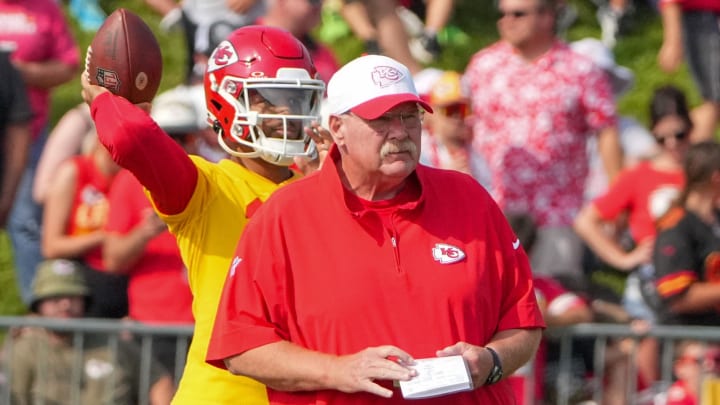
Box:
[484,346,503,385]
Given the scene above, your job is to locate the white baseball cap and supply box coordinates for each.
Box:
[570,38,634,96]
[327,54,432,120]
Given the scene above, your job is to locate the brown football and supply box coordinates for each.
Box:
[86,8,162,103]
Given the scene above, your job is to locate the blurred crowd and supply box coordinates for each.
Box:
[1,0,720,404]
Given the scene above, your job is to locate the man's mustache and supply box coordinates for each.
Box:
[380,139,418,159]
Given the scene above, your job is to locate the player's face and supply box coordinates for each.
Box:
[334,102,422,179]
[37,296,85,319]
[248,89,316,140]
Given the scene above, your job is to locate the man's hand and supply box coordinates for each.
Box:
[330,346,417,398]
[436,342,492,388]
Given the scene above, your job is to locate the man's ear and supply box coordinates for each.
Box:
[328,115,345,145]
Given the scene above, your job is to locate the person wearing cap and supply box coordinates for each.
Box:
[206,54,544,403]
[415,70,492,190]
[7,259,175,405]
[462,0,623,286]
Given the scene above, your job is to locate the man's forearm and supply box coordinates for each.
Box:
[0,122,31,226]
[486,328,542,377]
[225,341,337,392]
[597,126,623,183]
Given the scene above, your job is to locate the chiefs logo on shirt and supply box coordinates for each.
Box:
[432,243,466,264]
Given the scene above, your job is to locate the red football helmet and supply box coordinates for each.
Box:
[204,25,325,166]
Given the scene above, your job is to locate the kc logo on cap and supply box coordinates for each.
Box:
[327,54,432,120]
[371,66,405,88]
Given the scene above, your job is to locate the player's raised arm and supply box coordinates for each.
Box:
[81,9,197,215]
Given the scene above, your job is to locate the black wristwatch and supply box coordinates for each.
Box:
[484,346,503,385]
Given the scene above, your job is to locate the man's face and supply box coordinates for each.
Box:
[37,296,85,319]
[497,0,551,48]
[334,102,422,180]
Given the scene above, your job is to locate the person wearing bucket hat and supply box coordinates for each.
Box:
[9,259,175,405]
[206,54,544,403]
[29,259,91,313]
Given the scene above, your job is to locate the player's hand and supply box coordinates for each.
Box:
[436,341,490,388]
[330,346,416,398]
[620,238,655,271]
[81,71,152,112]
[80,70,109,105]
[294,121,333,175]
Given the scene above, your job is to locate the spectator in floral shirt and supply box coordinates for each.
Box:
[462,0,622,284]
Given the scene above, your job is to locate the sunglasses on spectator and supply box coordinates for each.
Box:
[654,130,689,145]
[497,8,542,19]
[677,354,720,366]
[437,103,469,119]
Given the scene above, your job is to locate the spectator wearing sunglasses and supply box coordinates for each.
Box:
[463,0,623,286]
[575,84,690,306]
[575,83,691,396]
[415,69,491,189]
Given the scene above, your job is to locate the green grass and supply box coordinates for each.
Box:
[0,0,697,315]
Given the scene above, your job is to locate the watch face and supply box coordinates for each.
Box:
[488,366,503,384]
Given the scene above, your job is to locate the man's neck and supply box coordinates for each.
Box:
[513,37,555,62]
[338,164,408,201]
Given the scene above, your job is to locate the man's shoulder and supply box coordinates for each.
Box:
[418,165,491,199]
[466,41,510,70]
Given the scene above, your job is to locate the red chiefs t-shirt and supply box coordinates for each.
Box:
[105,169,194,323]
[593,161,684,243]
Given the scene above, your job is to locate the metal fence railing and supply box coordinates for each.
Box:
[2,317,720,404]
[0,317,193,405]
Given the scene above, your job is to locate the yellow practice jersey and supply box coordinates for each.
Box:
[157,157,299,405]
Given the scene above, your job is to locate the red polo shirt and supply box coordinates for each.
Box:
[208,147,545,404]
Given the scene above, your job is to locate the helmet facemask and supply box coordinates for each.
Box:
[211,67,325,166]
